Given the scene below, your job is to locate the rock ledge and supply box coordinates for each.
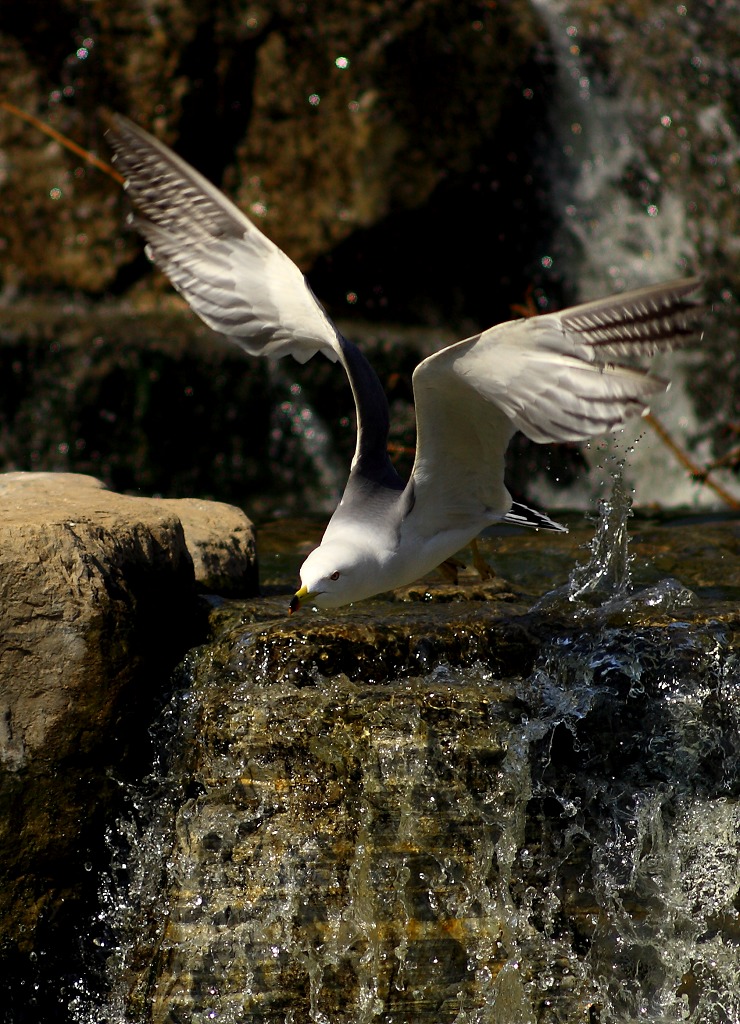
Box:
[0,471,256,950]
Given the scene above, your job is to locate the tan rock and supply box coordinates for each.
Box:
[164,496,258,597]
[0,471,257,950]
[0,472,183,765]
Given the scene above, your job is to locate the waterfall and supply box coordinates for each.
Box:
[528,0,734,512]
[67,473,739,1023]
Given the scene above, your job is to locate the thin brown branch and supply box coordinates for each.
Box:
[0,99,123,183]
[644,411,740,510]
[510,284,538,319]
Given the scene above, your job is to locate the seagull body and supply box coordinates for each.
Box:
[107,117,701,611]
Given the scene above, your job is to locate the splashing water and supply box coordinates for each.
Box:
[567,469,634,606]
[69,580,739,1024]
[523,620,740,1024]
[533,465,699,624]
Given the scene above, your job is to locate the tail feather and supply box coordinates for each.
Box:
[503,502,568,533]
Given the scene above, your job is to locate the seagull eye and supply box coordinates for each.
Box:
[330,570,341,581]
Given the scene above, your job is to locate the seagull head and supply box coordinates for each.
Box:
[289,537,383,612]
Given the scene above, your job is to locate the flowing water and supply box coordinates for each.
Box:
[527,0,737,513]
[62,469,739,1024]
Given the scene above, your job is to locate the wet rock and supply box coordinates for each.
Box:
[393,573,518,605]
[96,511,738,1021]
[0,470,256,951]
[7,499,738,1020]
[207,598,541,687]
[105,570,740,1023]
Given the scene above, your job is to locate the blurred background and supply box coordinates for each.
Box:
[0,0,737,517]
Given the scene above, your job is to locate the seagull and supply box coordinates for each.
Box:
[107,116,701,612]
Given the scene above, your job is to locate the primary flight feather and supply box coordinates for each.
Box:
[107,116,701,611]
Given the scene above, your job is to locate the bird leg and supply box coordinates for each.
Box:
[471,538,495,580]
[437,555,465,583]
[438,542,495,583]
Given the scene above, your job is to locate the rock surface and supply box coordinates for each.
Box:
[1,492,737,1020]
[165,496,258,597]
[104,519,740,1024]
[0,0,540,294]
[0,470,257,951]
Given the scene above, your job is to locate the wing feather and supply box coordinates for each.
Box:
[407,278,701,538]
[107,115,341,364]
[107,115,402,488]
[558,277,702,360]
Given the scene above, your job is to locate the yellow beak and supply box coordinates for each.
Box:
[289,584,312,614]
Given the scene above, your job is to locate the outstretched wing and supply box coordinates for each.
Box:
[407,278,702,538]
[107,115,402,490]
[107,115,339,364]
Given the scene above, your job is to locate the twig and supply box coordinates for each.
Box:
[643,411,740,510]
[0,99,123,183]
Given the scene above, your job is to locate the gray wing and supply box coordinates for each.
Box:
[406,278,702,538]
[107,115,402,491]
[107,115,340,363]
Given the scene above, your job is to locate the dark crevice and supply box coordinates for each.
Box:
[172,18,269,186]
[308,49,564,334]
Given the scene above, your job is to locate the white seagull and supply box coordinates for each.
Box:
[107,116,701,612]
